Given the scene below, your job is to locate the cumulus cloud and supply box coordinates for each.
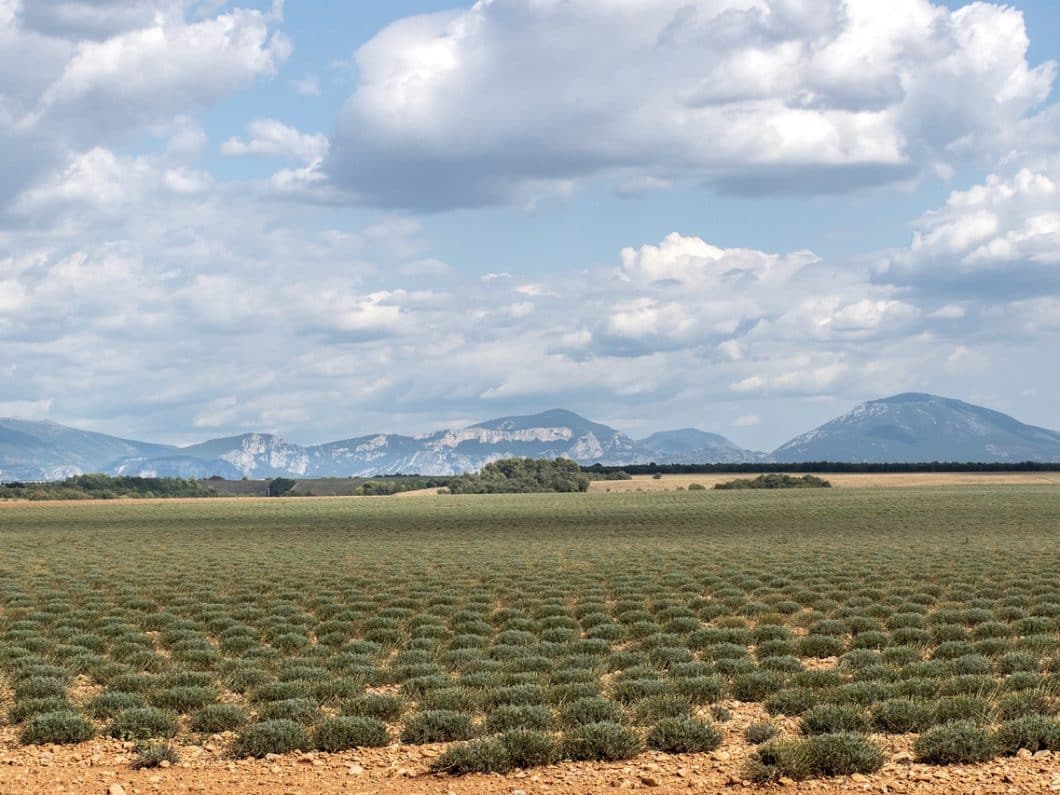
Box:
[878,156,1060,296]
[0,2,289,209]
[328,0,1056,209]
[222,119,328,163]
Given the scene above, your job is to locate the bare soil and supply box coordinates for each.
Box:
[2,701,1056,794]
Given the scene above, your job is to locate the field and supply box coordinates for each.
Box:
[1,487,1059,793]
[588,472,1060,492]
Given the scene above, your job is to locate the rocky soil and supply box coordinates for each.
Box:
[1,709,1056,795]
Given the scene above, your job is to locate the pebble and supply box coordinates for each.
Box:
[108,785,126,795]
[640,775,661,787]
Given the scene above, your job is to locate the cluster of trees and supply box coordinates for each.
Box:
[0,474,218,501]
[447,458,590,494]
[715,474,832,490]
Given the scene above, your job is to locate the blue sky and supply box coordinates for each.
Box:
[1,0,1059,450]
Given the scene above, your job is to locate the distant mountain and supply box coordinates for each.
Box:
[110,456,243,480]
[0,419,175,481]
[637,429,768,464]
[0,409,762,480]
[8,396,1054,481]
[772,393,1060,463]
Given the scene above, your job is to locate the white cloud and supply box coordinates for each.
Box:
[328,0,1056,209]
[222,118,328,163]
[0,3,289,208]
[879,157,1060,291]
[31,8,291,133]
[733,415,760,428]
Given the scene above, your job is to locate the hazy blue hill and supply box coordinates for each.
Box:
[637,428,768,464]
[772,393,1060,463]
[0,418,174,481]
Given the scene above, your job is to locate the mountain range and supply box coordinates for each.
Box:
[2,394,1058,481]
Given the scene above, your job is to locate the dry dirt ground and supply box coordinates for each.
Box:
[587,472,1060,493]
[2,700,1057,795]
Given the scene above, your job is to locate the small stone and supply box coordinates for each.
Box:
[348,764,364,776]
[640,776,661,787]
[779,777,796,787]
[158,760,170,769]
[893,751,914,764]
[265,753,281,761]
[713,751,731,762]
[108,785,126,795]
[851,773,870,783]
[1016,748,1033,759]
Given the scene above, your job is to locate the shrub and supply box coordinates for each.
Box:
[150,686,217,713]
[14,676,67,701]
[914,722,997,764]
[672,674,725,704]
[933,695,991,724]
[800,704,871,735]
[400,711,474,744]
[484,704,553,733]
[314,716,389,751]
[86,691,146,719]
[190,704,248,733]
[431,737,512,775]
[498,729,559,768]
[996,691,1054,720]
[232,719,312,758]
[745,734,885,781]
[766,687,818,717]
[560,697,624,727]
[633,694,693,723]
[258,698,321,725]
[871,699,934,733]
[107,707,180,740]
[561,722,643,761]
[646,717,722,754]
[994,716,1060,755]
[131,742,181,769]
[9,697,76,724]
[797,635,845,658]
[745,721,780,744]
[731,670,785,701]
[343,693,404,722]
[19,711,95,745]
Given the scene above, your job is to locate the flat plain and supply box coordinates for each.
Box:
[1,487,1058,793]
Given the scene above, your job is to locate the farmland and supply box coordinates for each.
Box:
[1,487,1058,793]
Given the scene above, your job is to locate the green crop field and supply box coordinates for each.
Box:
[1,488,1058,780]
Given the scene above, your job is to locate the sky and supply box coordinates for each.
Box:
[1,0,1059,451]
